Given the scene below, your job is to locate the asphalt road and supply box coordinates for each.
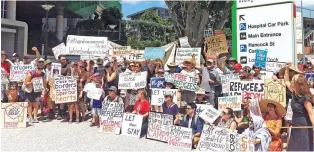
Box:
[1,117,189,151]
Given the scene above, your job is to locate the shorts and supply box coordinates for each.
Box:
[92,108,101,116]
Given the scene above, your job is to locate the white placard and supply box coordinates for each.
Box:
[220,74,240,93]
[100,102,124,134]
[179,37,191,48]
[87,88,103,100]
[249,99,262,117]
[1,102,28,128]
[168,125,193,150]
[199,106,220,124]
[51,63,61,78]
[32,77,44,93]
[118,71,147,89]
[197,124,229,151]
[229,80,264,101]
[151,89,178,106]
[195,104,211,117]
[285,99,292,121]
[175,48,201,67]
[121,113,143,138]
[54,76,77,104]
[218,96,242,111]
[9,65,34,81]
[52,43,66,60]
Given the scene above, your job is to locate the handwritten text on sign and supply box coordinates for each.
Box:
[1,102,28,128]
[165,73,197,91]
[144,47,165,59]
[147,112,174,142]
[118,71,147,89]
[52,43,66,60]
[175,48,201,67]
[100,102,124,134]
[168,126,193,150]
[229,80,264,101]
[199,106,220,124]
[150,77,165,89]
[198,124,229,151]
[10,65,34,81]
[66,35,108,56]
[205,34,228,56]
[54,76,77,104]
[264,79,286,107]
[179,37,191,48]
[32,77,44,93]
[218,96,242,111]
[195,104,211,117]
[220,74,240,93]
[87,88,103,100]
[151,89,178,106]
[121,113,143,138]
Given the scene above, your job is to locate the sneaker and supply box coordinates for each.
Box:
[33,118,39,123]
[28,117,33,123]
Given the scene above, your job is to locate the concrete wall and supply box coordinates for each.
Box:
[1,31,15,55]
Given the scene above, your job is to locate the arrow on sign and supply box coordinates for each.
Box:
[239,15,245,21]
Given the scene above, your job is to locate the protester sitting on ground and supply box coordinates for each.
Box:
[180,102,204,148]
[24,58,47,123]
[180,58,199,103]
[260,99,286,151]
[252,65,262,80]
[235,97,251,133]
[103,86,123,104]
[242,116,271,151]
[6,83,19,102]
[161,91,180,124]
[240,66,253,80]
[217,108,237,130]
[90,73,105,127]
[194,88,211,105]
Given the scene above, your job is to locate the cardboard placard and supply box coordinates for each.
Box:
[144,47,165,59]
[54,76,77,104]
[100,102,124,134]
[264,79,286,107]
[165,73,197,91]
[147,112,174,142]
[1,102,28,128]
[205,34,228,56]
[51,63,61,78]
[66,35,108,57]
[197,124,229,151]
[254,49,268,69]
[121,113,143,138]
[175,48,201,67]
[218,96,242,111]
[229,80,264,101]
[32,77,44,93]
[199,106,220,124]
[150,77,165,89]
[220,74,240,93]
[118,71,147,89]
[249,99,262,116]
[151,89,178,106]
[179,37,191,48]
[87,88,103,100]
[195,104,211,117]
[168,125,193,150]
[52,43,66,60]
[9,64,34,81]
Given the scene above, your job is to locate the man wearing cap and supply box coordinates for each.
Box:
[217,56,238,74]
[11,53,19,64]
[161,91,179,124]
[103,86,123,104]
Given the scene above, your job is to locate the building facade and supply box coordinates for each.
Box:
[127,7,169,20]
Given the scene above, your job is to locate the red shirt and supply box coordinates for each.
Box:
[133,99,150,115]
[1,62,10,73]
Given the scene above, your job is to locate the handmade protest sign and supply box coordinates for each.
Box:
[147,112,174,142]
[175,48,201,67]
[220,74,240,93]
[264,79,286,107]
[205,34,228,56]
[118,71,147,89]
[179,37,191,48]
[109,46,141,62]
[195,104,211,117]
[9,64,34,81]
[52,43,66,60]
[199,106,220,124]
[168,126,193,150]
[1,102,28,128]
[266,62,286,72]
[121,113,143,138]
[87,88,103,100]
[32,77,44,93]
[238,135,255,152]
[150,77,165,89]
[249,99,262,116]
[1,68,9,84]
[151,89,178,106]
[305,73,314,88]
[144,47,165,59]
[218,96,242,111]
[54,76,77,104]
[165,73,197,91]
[226,132,240,152]
[229,80,264,101]
[197,124,230,151]
[100,102,124,134]
[51,63,61,78]
[254,49,268,69]
[285,99,292,121]
[66,35,108,57]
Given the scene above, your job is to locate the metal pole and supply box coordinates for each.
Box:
[45,10,48,60]
[118,20,121,40]
[301,0,305,64]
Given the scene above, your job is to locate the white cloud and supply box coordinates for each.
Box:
[121,0,141,5]
[295,0,314,7]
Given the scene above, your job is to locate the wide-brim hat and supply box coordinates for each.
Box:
[195,88,205,95]
[259,99,286,118]
[163,81,174,86]
[183,58,195,65]
[167,62,177,68]
[279,64,304,77]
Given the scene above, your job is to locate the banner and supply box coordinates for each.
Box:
[51,63,61,78]
[32,77,44,93]
[195,104,211,117]
[147,112,174,142]
[197,124,229,151]
[165,73,197,91]
[199,106,220,124]
[9,64,34,81]
[151,89,178,106]
[54,76,77,104]
[1,102,28,128]
[109,46,145,62]
[100,102,124,134]
[255,49,268,69]
[249,99,262,116]
[175,48,201,67]
[179,37,191,48]
[220,74,240,93]
[229,80,264,101]
[66,35,108,57]
[87,88,103,100]
[150,77,165,89]
[52,43,66,60]
[205,34,228,56]
[218,96,242,111]
[144,47,165,59]
[264,79,286,107]
[121,113,143,138]
[168,125,193,150]
[118,71,147,89]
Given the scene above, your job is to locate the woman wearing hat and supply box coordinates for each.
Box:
[260,99,286,151]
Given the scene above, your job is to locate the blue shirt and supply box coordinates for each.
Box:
[180,114,204,134]
[93,98,103,108]
[162,102,178,115]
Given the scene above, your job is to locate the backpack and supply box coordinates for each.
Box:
[22,69,45,93]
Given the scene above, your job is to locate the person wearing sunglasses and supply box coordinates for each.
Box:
[217,108,237,130]
[240,66,253,80]
[161,91,179,124]
[6,83,19,102]
[252,65,262,80]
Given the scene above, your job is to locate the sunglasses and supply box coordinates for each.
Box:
[10,89,17,91]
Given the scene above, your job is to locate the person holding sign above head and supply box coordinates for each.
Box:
[132,89,150,135]
[23,58,47,123]
[217,108,237,130]
[161,91,179,124]
[180,102,204,148]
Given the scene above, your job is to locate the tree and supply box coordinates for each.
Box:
[101,7,123,29]
[140,10,167,25]
[165,1,232,47]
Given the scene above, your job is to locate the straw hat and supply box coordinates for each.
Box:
[183,58,195,65]
[279,64,304,77]
[195,88,206,95]
[167,62,177,68]
[259,99,286,118]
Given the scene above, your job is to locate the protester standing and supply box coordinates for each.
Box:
[180,58,199,103]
